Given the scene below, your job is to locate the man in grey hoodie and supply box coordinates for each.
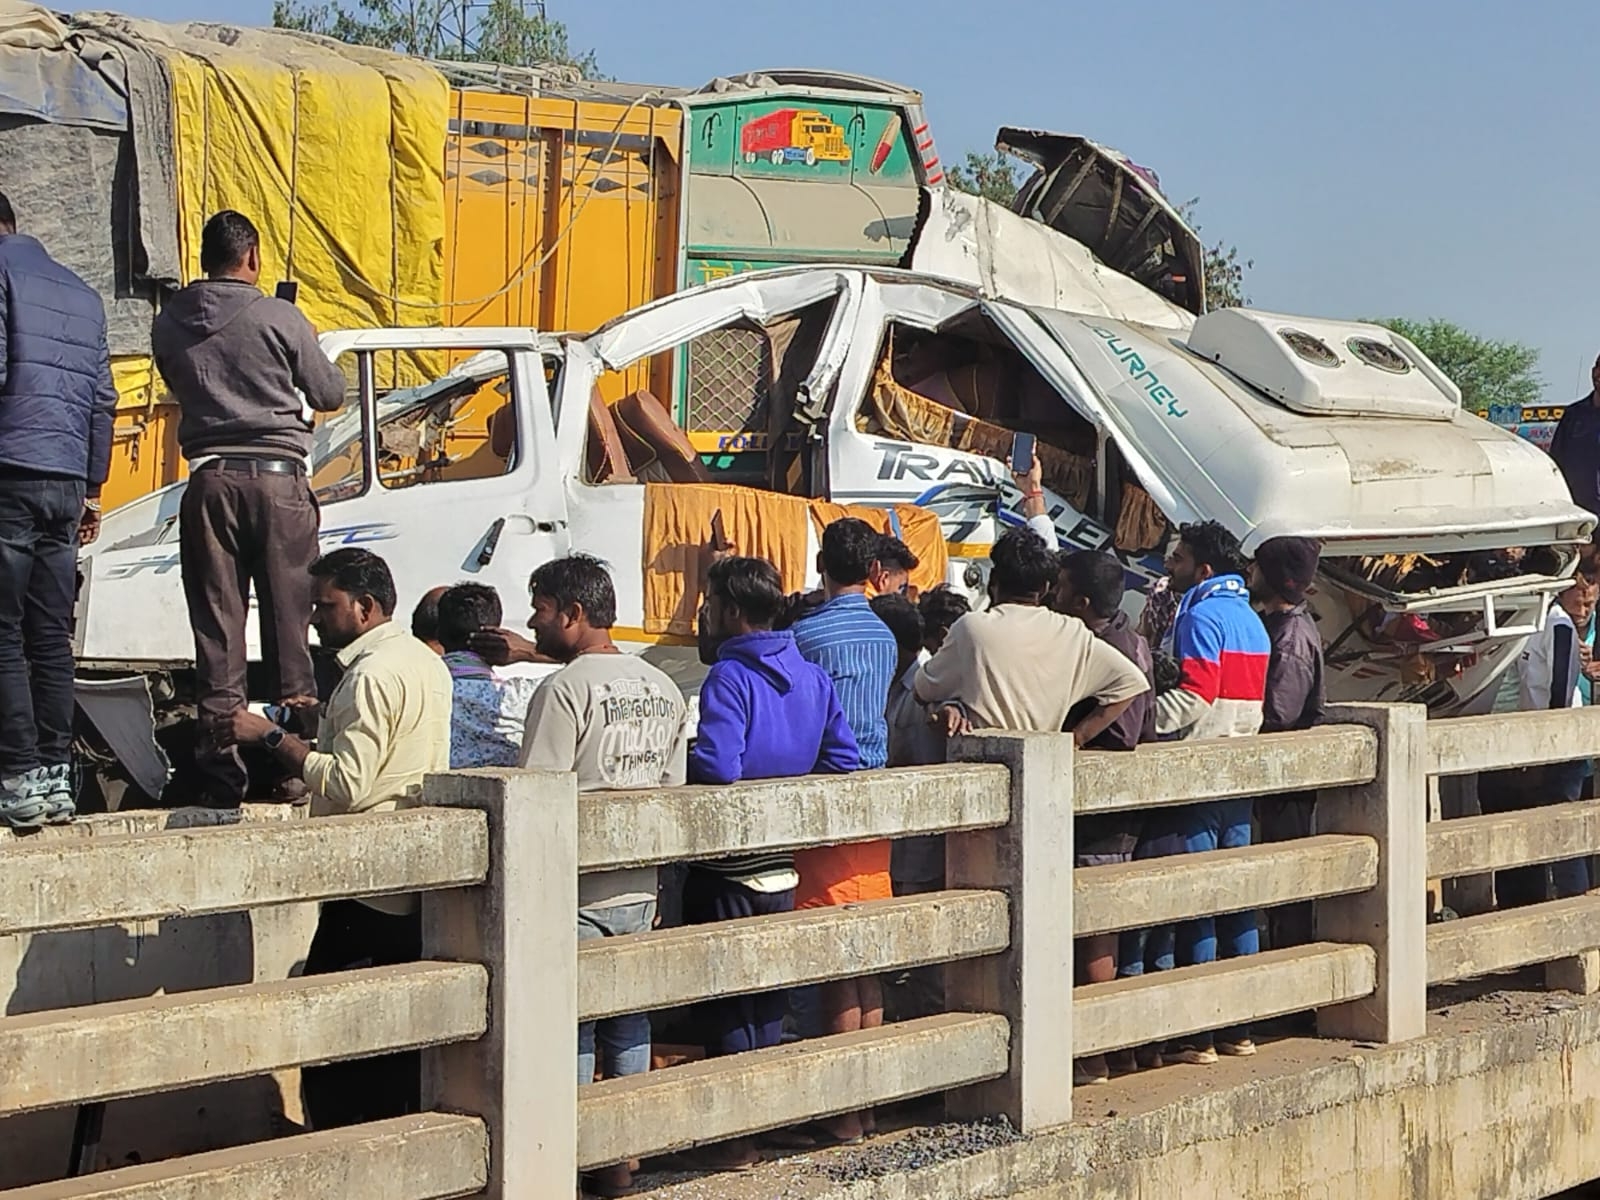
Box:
[152,211,346,804]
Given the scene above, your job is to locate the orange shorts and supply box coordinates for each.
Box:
[794,840,893,909]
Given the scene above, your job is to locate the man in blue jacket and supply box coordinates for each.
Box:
[0,190,116,828]
[686,554,858,1169]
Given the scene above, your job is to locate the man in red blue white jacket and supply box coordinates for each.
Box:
[1132,520,1270,1065]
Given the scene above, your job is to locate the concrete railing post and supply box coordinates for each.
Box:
[944,731,1075,1131]
[421,769,579,1198]
[1315,704,1428,1043]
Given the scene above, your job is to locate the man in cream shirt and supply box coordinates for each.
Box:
[224,547,452,1131]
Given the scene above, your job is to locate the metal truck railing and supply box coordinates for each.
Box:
[2,703,1598,1195]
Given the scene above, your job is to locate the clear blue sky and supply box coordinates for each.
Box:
[123,0,1600,400]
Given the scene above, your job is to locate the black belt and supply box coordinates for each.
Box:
[196,457,305,476]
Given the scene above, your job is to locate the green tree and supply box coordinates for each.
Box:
[945,150,1022,206]
[1178,199,1251,311]
[272,0,599,74]
[1371,317,1541,416]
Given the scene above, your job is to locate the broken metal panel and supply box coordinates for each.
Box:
[999,128,1206,316]
[911,189,1193,331]
[75,675,171,804]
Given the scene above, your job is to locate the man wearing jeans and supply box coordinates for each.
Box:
[516,555,688,1198]
[152,210,346,804]
[1136,521,1269,1064]
[0,189,116,828]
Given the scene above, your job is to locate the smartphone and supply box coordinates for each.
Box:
[710,509,729,553]
[274,280,300,305]
[1010,431,1037,475]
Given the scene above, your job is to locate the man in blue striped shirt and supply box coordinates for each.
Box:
[788,516,897,1143]
[791,518,897,770]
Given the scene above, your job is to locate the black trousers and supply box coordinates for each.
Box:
[0,472,83,778]
[179,461,319,802]
[301,899,422,1131]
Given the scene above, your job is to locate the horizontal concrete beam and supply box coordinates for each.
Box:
[0,809,489,936]
[1428,896,1600,985]
[1426,707,1600,776]
[0,1114,488,1199]
[578,764,1010,871]
[1074,835,1378,936]
[580,889,1009,1020]
[1427,801,1600,879]
[577,1012,1009,1168]
[1074,943,1377,1056]
[1073,726,1377,815]
[0,963,487,1116]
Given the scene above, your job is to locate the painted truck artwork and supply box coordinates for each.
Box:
[739,108,851,166]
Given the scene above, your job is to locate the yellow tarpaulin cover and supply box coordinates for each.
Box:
[643,484,951,637]
[154,24,448,341]
[87,17,448,415]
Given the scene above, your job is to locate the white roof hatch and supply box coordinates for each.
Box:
[1186,309,1462,422]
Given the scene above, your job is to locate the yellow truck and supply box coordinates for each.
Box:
[7,6,940,507]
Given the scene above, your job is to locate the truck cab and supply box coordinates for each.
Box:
[80,261,1593,811]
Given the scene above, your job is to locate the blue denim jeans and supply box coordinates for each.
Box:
[1118,798,1259,1047]
[577,899,656,1084]
[0,473,83,779]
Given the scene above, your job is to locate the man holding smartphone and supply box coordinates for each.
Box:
[152,211,347,805]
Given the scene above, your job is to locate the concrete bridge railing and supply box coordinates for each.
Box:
[5,703,1600,1196]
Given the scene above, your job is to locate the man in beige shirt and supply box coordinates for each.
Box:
[225,547,452,1133]
[916,529,1148,739]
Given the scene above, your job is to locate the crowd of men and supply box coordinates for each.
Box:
[7,197,1600,1190]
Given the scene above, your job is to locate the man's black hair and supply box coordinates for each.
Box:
[874,534,919,573]
[437,583,502,653]
[989,528,1059,600]
[918,584,971,636]
[411,589,443,642]
[706,556,786,629]
[200,210,260,276]
[311,548,398,616]
[1178,520,1247,577]
[870,592,924,656]
[0,190,14,233]
[820,517,880,586]
[1524,546,1565,579]
[1060,550,1126,620]
[529,554,617,628]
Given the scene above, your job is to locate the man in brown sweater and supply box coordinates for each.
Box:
[152,211,347,804]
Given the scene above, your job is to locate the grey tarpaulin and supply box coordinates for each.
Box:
[71,14,182,287]
[0,3,182,353]
[0,115,160,354]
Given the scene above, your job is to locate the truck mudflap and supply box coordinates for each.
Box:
[74,675,172,803]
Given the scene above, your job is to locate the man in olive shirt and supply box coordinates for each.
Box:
[224,548,452,1131]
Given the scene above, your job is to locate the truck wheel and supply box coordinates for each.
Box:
[805,147,817,166]
[771,149,784,165]
[744,151,755,163]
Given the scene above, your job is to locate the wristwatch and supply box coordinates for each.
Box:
[263,726,287,751]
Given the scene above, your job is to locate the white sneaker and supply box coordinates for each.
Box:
[41,763,74,825]
[0,768,54,830]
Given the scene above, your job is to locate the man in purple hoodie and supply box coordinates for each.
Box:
[686,555,859,1168]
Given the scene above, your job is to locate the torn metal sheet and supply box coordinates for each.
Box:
[912,189,1193,331]
[999,128,1205,316]
[75,675,171,803]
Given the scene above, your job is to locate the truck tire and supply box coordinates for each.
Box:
[771,149,784,165]
[744,151,756,163]
[805,147,816,166]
